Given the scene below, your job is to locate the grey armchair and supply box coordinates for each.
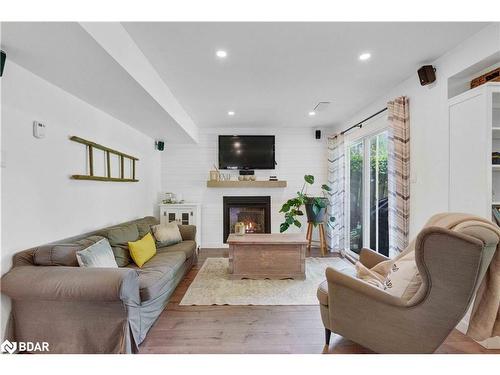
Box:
[317,215,499,353]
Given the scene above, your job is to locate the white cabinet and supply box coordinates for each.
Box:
[159,203,201,247]
[448,83,500,218]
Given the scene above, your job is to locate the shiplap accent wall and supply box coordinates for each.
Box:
[161,127,329,248]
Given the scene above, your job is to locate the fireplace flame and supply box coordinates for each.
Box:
[245,221,256,233]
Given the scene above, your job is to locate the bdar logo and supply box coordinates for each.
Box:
[1,339,17,354]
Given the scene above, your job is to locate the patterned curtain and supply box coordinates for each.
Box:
[327,134,345,254]
[387,96,410,255]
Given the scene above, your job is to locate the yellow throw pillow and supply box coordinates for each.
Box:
[128,233,157,268]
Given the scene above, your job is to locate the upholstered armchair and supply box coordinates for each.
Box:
[317,214,499,353]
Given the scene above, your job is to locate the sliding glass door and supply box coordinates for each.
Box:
[347,124,389,256]
[369,132,389,255]
[348,141,364,253]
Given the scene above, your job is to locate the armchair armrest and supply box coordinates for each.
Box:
[178,224,196,241]
[325,266,405,307]
[359,247,389,268]
[1,266,140,304]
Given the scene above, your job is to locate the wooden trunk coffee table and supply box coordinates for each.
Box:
[227,233,307,280]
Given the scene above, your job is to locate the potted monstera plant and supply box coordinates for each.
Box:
[279,175,335,232]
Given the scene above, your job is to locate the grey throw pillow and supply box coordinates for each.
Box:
[136,217,158,238]
[76,238,118,268]
[152,222,182,247]
[101,223,139,267]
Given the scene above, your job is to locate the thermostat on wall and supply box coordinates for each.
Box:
[33,121,46,139]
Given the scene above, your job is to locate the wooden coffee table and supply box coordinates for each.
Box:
[227,233,307,280]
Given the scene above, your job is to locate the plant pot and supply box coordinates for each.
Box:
[305,197,328,224]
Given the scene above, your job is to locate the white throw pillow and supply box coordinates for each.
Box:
[382,251,421,302]
[76,238,118,268]
[152,222,183,247]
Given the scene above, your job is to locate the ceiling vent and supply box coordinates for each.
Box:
[313,101,331,112]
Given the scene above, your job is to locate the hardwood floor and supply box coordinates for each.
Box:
[139,248,499,354]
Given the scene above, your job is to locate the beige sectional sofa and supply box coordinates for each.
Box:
[1,216,197,354]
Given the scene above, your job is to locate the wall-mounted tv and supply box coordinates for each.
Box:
[219,135,275,170]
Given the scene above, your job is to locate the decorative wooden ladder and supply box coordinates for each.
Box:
[70,136,139,182]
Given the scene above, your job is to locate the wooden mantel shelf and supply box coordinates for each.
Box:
[206,180,287,188]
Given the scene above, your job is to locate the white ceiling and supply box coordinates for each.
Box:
[1,22,489,142]
[123,22,488,129]
[0,22,196,142]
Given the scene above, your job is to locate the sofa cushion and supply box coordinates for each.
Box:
[317,266,356,307]
[355,250,421,302]
[157,240,196,259]
[101,223,139,267]
[382,251,421,302]
[33,235,105,267]
[178,225,197,241]
[152,222,182,247]
[127,251,186,302]
[76,238,118,268]
[135,217,158,238]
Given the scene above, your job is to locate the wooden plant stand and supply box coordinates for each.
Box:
[306,222,328,257]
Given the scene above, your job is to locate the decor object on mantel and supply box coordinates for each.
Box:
[209,164,232,181]
[238,175,256,181]
[209,164,221,181]
[70,136,138,182]
[206,180,287,188]
[209,170,220,181]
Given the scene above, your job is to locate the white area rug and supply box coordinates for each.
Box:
[180,257,354,306]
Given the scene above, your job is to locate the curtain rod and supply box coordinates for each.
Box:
[330,107,388,138]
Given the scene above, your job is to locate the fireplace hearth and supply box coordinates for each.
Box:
[223,196,271,243]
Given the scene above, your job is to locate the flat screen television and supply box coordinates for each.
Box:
[218,135,275,170]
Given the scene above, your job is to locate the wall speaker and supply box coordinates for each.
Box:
[418,65,436,86]
[155,141,165,151]
[0,50,6,77]
[315,130,321,140]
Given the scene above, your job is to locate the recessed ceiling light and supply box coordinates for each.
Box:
[308,111,316,116]
[216,50,228,58]
[228,111,235,116]
[359,52,371,61]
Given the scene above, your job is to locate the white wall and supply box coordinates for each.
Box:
[0,61,161,337]
[338,23,500,239]
[161,127,329,248]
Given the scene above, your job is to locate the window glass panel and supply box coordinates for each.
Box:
[349,141,364,253]
[369,131,389,255]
